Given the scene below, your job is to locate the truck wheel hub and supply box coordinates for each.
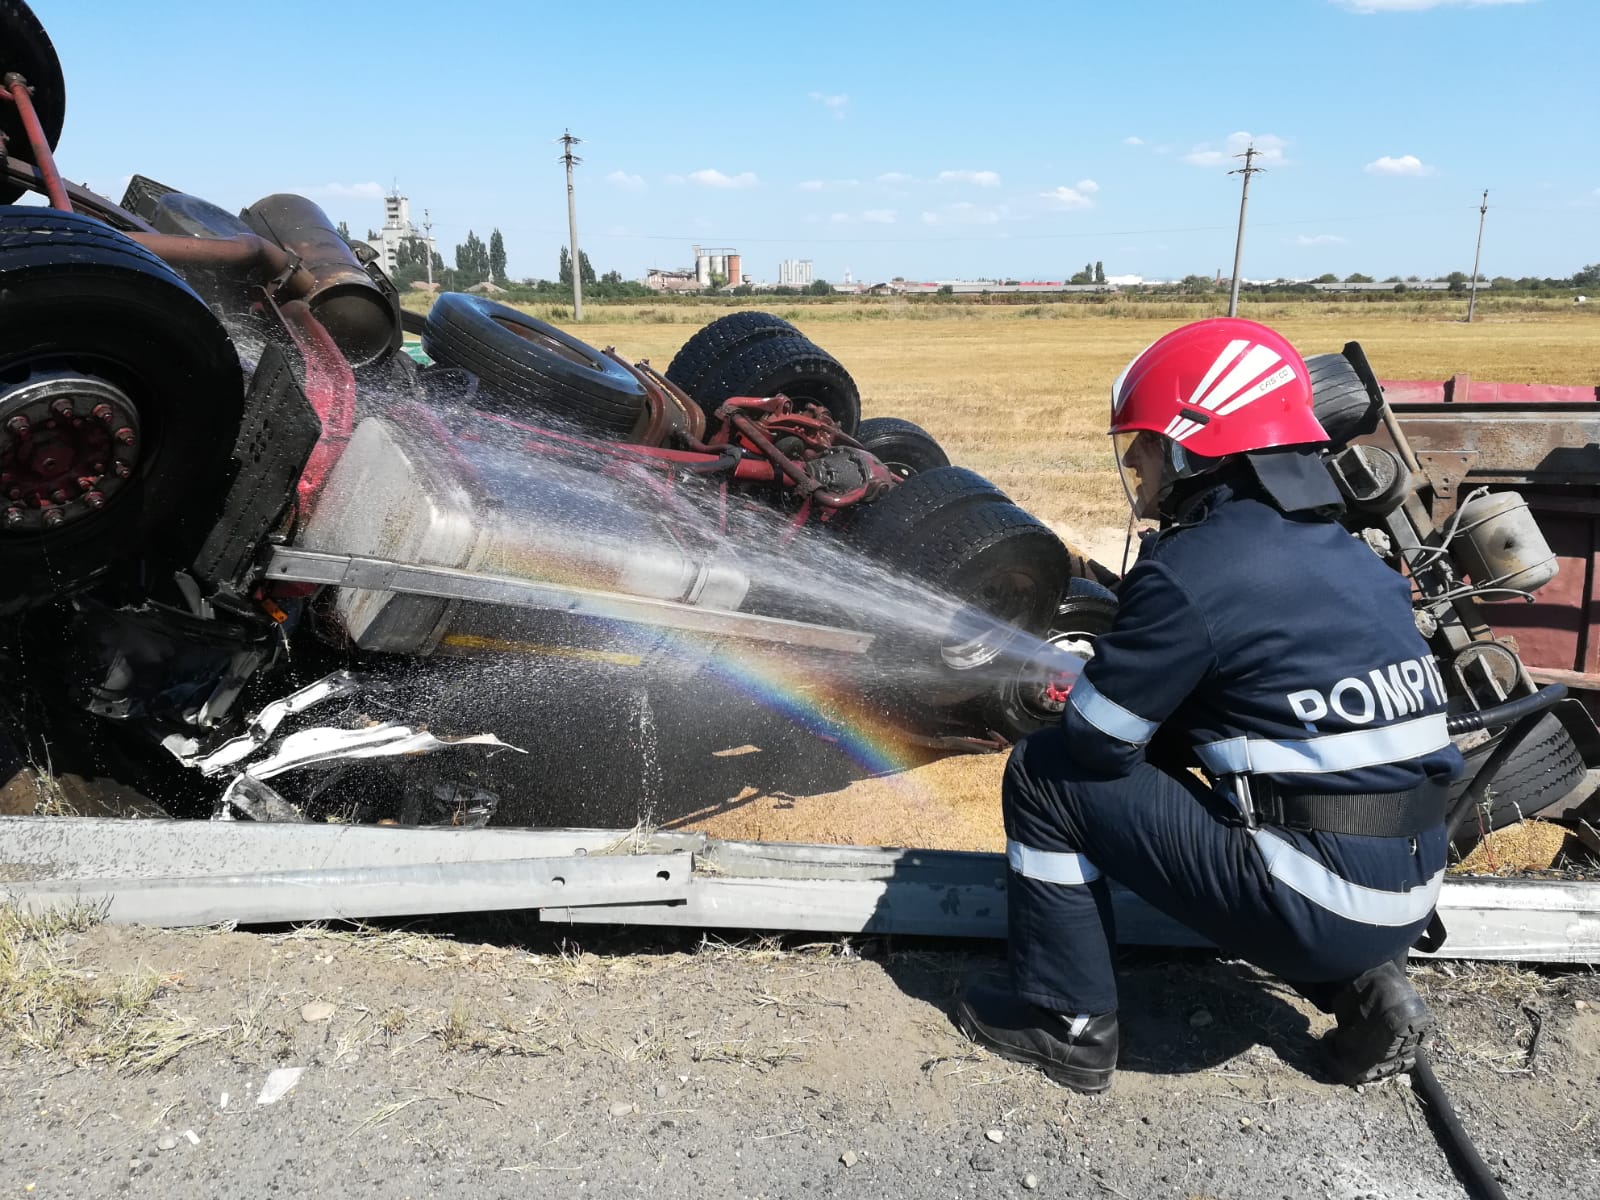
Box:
[0,372,141,533]
[1019,631,1097,719]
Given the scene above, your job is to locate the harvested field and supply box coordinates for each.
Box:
[525,304,1600,538]
[518,306,1600,851]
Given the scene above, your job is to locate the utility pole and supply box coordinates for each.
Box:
[558,130,584,321]
[422,209,434,288]
[1227,144,1265,318]
[1466,189,1488,324]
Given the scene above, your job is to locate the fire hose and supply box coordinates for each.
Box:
[1406,683,1566,1200]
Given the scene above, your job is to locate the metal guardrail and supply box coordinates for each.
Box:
[3,818,1597,962]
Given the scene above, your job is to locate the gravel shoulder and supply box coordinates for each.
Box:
[2,913,1595,1199]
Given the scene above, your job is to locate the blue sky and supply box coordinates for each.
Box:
[39,0,1598,284]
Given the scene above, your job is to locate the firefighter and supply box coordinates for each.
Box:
[956,317,1463,1094]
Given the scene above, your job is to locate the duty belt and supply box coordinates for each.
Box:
[1246,777,1450,838]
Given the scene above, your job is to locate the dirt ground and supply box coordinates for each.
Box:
[1,914,1595,1200]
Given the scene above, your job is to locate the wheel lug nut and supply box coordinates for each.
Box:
[50,399,74,420]
[114,427,135,446]
[6,488,19,500]
[77,476,98,491]
[4,507,22,526]
[50,489,67,504]
[42,507,63,527]
[113,462,131,479]
[83,490,105,510]
[92,404,114,424]
[6,416,29,438]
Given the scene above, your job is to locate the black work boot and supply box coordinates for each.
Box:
[1323,961,1435,1085]
[955,982,1117,1094]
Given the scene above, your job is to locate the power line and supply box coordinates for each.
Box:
[420,212,1489,251]
[420,205,1492,249]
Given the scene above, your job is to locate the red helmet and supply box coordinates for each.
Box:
[1110,317,1327,455]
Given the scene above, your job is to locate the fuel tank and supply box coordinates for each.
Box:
[296,416,750,655]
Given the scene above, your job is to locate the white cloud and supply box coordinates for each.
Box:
[688,168,759,189]
[605,170,645,191]
[301,181,386,200]
[1123,136,1145,146]
[938,169,1002,187]
[824,209,899,225]
[809,91,849,117]
[1042,184,1095,210]
[798,178,859,192]
[1365,154,1434,176]
[1183,132,1290,168]
[922,202,1007,226]
[1333,0,1535,12]
[1076,179,1100,194]
[1294,233,1348,245]
[877,171,916,186]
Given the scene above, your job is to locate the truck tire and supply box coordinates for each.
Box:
[1451,713,1586,847]
[665,311,798,401]
[0,1,65,204]
[692,334,861,433]
[843,465,1007,543]
[1308,352,1378,450]
[0,206,244,612]
[421,293,647,436]
[854,416,950,479]
[847,466,1070,733]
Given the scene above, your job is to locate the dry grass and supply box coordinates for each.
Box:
[400,297,1600,535]
[0,903,226,1071]
[436,1000,563,1057]
[547,304,1600,534]
[689,1035,808,1070]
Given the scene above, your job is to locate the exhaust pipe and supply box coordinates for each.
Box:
[240,193,401,367]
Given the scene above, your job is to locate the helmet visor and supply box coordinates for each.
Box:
[1114,429,1164,520]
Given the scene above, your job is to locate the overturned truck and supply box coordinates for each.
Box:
[1,0,1596,853]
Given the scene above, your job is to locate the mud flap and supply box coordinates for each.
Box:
[191,343,322,592]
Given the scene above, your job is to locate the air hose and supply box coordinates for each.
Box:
[1443,684,1566,838]
[1409,1050,1508,1200]
[1411,682,1564,1199]
[1444,683,1566,737]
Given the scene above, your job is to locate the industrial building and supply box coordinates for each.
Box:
[366,192,433,280]
[644,268,700,293]
[694,245,743,287]
[778,258,814,287]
